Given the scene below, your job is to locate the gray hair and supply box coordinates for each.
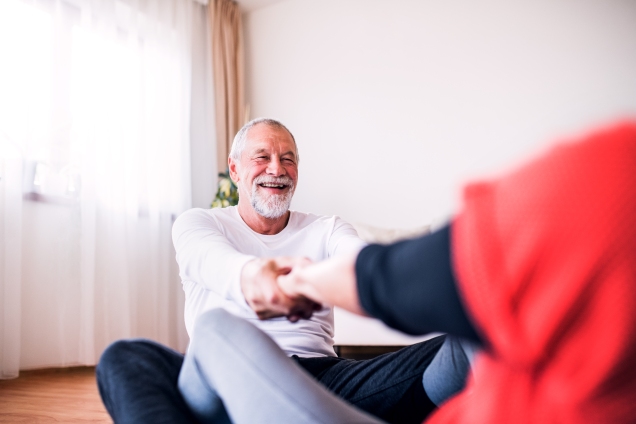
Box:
[229,118,299,163]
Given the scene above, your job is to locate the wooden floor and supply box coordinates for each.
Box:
[0,367,111,423]
[0,347,399,422]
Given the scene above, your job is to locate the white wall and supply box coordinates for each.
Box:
[243,0,636,344]
[244,0,636,227]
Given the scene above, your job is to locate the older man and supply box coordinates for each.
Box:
[97,118,471,424]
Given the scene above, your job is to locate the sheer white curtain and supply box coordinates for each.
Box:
[0,0,212,378]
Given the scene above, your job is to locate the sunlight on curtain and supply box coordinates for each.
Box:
[0,0,209,377]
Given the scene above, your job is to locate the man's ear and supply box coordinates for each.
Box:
[228,157,239,183]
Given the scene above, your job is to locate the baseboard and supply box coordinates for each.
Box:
[334,345,406,360]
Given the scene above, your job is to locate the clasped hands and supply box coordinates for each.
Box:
[240,257,319,322]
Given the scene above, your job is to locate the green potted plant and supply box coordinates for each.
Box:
[211,169,239,208]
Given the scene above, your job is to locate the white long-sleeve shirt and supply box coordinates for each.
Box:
[172,206,366,357]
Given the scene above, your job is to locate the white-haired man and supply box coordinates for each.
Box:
[96,118,473,424]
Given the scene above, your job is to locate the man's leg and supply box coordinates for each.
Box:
[178,308,384,424]
[422,335,478,406]
[96,339,197,424]
[294,335,448,424]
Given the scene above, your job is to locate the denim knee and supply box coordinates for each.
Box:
[97,339,184,386]
[96,340,146,416]
[97,340,138,381]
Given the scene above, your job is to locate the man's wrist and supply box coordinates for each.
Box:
[234,257,259,309]
[240,258,261,303]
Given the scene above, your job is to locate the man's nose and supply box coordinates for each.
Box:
[266,157,285,176]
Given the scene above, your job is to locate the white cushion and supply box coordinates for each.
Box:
[351,222,430,244]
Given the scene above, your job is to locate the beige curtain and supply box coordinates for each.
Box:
[209,0,245,172]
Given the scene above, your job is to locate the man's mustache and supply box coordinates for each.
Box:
[253,175,294,189]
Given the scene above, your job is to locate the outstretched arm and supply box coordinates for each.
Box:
[241,257,321,321]
[277,253,367,316]
[173,209,319,321]
[280,224,483,345]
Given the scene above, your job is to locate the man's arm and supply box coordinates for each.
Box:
[273,216,368,314]
[243,215,364,320]
[240,257,321,321]
[277,253,366,315]
[173,209,319,319]
[172,209,256,305]
[326,217,367,259]
[279,224,483,344]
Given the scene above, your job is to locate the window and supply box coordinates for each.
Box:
[0,0,192,214]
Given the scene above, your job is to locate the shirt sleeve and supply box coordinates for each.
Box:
[172,209,256,306]
[326,216,367,258]
[355,223,482,345]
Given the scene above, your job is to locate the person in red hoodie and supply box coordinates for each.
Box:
[178,121,636,423]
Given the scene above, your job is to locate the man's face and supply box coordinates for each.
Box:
[229,124,298,219]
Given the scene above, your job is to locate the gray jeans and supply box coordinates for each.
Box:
[178,309,475,424]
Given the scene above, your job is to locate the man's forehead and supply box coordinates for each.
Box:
[246,123,292,141]
[244,125,296,154]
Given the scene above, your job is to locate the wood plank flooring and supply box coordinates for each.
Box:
[0,347,402,422]
[0,367,111,423]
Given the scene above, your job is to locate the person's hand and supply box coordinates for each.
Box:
[278,253,367,317]
[240,257,321,322]
[277,257,314,299]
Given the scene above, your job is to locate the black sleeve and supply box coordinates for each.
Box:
[356,223,483,345]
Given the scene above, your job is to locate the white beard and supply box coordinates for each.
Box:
[250,176,295,219]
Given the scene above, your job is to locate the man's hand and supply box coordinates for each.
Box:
[278,253,368,317]
[240,257,321,322]
[277,257,315,299]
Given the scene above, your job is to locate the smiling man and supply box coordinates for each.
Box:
[236,122,297,222]
[173,118,362,349]
[96,118,471,424]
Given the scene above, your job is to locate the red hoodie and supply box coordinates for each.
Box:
[432,121,636,423]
